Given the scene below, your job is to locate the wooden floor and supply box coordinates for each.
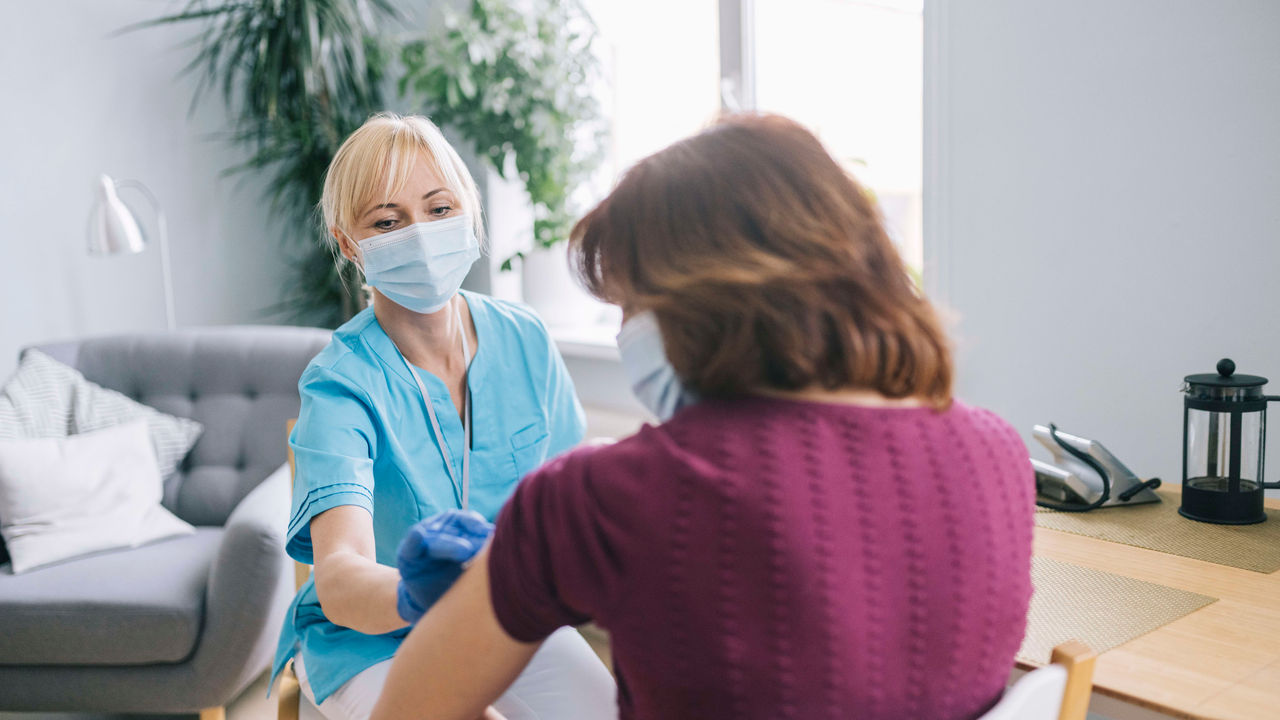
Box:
[0,672,276,720]
[0,628,618,720]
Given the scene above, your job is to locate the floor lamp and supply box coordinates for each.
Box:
[86,174,176,331]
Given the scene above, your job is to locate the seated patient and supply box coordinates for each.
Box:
[373,114,1035,720]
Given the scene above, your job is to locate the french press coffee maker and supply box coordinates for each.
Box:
[1181,358,1280,524]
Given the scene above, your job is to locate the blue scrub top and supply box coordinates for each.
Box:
[271,291,586,703]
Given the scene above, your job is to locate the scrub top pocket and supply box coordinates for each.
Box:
[511,421,551,479]
[464,444,520,520]
[467,443,520,488]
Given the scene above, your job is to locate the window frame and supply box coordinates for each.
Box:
[719,0,757,112]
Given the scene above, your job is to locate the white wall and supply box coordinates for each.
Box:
[0,1,288,379]
[927,0,1280,488]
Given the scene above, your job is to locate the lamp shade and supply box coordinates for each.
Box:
[88,174,146,256]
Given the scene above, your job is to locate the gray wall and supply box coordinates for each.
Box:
[927,0,1280,488]
[0,1,287,379]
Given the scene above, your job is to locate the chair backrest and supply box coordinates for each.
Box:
[286,418,310,591]
[981,665,1066,720]
[32,326,330,526]
[981,641,1096,720]
[279,418,308,720]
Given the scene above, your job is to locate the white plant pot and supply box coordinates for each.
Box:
[521,243,598,329]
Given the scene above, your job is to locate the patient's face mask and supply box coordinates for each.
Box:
[616,311,695,421]
[356,214,480,314]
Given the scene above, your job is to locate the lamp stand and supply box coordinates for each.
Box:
[116,180,176,331]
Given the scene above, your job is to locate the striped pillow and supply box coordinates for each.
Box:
[0,349,203,481]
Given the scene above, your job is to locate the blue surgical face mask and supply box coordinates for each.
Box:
[357,214,480,314]
[616,311,696,421]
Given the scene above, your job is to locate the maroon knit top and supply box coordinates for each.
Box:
[488,396,1034,720]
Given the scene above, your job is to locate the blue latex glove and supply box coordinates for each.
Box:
[395,509,494,624]
[396,582,428,625]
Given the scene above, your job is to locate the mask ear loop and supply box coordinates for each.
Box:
[334,230,374,308]
[337,229,365,272]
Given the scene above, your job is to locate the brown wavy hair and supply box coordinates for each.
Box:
[570,114,952,409]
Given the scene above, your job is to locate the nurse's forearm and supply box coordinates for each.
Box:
[314,550,408,635]
[371,547,539,720]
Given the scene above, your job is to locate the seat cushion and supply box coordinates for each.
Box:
[0,527,222,666]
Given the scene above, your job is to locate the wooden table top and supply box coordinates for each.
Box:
[1024,490,1280,720]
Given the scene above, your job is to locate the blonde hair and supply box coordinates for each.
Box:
[320,112,484,254]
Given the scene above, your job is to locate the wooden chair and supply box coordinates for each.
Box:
[981,641,1096,720]
[276,420,310,720]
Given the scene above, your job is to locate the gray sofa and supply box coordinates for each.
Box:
[0,326,330,715]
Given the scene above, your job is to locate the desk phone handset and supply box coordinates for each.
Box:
[1031,424,1162,512]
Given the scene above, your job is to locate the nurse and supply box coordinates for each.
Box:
[271,113,615,720]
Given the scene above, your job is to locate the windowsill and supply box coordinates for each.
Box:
[550,323,620,361]
[549,321,648,419]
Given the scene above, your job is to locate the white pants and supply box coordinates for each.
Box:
[295,627,616,720]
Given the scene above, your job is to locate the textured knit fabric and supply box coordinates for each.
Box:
[488,396,1034,720]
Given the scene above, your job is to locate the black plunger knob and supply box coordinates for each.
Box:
[1217,358,1236,377]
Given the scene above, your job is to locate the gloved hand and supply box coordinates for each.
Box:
[395,509,494,624]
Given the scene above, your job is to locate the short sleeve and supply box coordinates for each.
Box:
[487,449,611,642]
[538,321,587,457]
[285,366,378,564]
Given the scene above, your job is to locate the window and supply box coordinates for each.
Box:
[581,0,723,183]
[544,0,723,340]
[545,0,924,345]
[750,0,924,271]
[582,0,922,270]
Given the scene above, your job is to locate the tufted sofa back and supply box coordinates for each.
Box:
[32,326,331,527]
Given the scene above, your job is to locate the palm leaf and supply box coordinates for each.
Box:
[124,0,403,325]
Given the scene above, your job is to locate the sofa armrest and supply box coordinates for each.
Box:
[221,461,291,547]
[187,464,294,704]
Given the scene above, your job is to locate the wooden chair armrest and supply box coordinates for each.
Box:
[276,659,302,720]
[1050,640,1097,720]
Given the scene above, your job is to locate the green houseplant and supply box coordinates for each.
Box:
[134,0,602,324]
[129,0,400,327]
[400,0,604,270]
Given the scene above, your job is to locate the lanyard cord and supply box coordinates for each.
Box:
[394,301,473,510]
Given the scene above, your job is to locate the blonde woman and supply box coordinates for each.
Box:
[270,113,615,720]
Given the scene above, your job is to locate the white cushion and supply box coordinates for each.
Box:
[0,419,195,574]
[0,349,202,480]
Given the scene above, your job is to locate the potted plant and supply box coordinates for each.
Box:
[136,0,604,326]
[130,0,402,328]
[400,0,605,323]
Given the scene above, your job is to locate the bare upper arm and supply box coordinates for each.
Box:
[309,505,381,618]
[370,545,542,720]
[310,504,377,563]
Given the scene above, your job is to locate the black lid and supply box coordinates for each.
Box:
[1185,358,1269,388]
